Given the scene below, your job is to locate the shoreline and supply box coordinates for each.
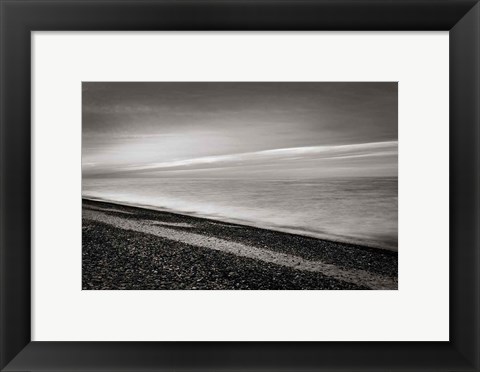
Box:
[82,198,397,290]
[82,196,397,252]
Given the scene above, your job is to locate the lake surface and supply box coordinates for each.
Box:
[82,177,398,251]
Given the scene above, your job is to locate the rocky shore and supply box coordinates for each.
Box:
[82,199,398,290]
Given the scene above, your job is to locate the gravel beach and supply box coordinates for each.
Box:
[82,199,398,290]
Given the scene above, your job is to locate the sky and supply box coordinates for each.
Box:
[82,82,397,179]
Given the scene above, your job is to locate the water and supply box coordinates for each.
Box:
[82,177,398,251]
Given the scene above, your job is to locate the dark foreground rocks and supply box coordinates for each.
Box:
[82,199,397,290]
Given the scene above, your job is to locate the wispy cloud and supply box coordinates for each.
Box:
[83,103,155,115]
[120,141,397,173]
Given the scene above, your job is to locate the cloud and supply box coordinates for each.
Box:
[83,103,155,115]
[121,141,398,173]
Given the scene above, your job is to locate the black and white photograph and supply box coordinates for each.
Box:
[82,82,398,290]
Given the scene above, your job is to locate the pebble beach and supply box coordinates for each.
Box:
[82,199,398,290]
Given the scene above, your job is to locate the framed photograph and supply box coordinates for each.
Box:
[81,81,398,291]
[0,0,478,371]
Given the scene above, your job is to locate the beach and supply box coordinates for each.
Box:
[82,199,398,290]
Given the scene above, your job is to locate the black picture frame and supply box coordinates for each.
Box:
[1,0,479,371]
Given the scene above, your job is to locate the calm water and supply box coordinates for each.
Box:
[83,177,398,251]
